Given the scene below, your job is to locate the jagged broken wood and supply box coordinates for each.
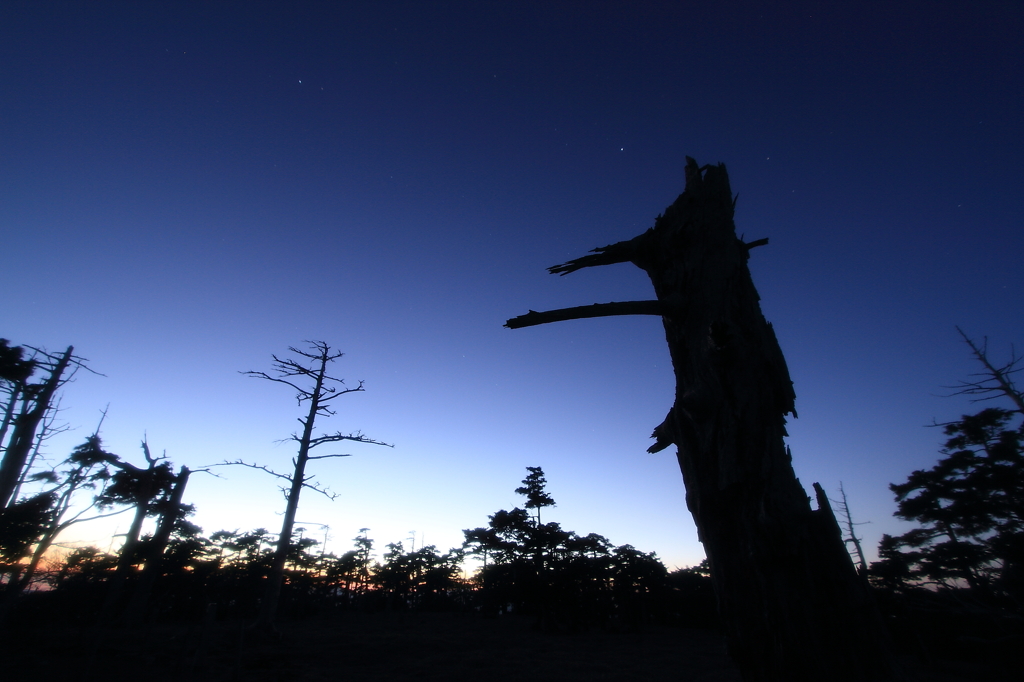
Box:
[506,158,897,682]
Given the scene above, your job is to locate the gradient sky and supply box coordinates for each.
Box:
[3,1,1022,569]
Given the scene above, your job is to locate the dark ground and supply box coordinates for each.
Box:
[0,611,1012,682]
[2,611,741,682]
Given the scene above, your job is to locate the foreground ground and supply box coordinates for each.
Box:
[3,611,742,682]
[1,610,1014,682]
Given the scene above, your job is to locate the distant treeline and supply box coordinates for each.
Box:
[5,460,717,630]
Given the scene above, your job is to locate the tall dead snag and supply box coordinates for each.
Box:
[240,342,391,630]
[507,158,895,681]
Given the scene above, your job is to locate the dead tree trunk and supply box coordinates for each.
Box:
[122,465,191,625]
[99,442,162,622]
[0,346,72,508]
[507,158,895,681]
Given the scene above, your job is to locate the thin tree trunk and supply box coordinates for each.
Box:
[12,512,70,595]
[100,460,158,621]
[0,384,24,454]
[254,357,327,629]
[0,346,72,508]
[837,482,869,576]
[507,158,897,681]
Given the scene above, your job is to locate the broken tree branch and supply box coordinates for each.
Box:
[547,237,643,276]
[505,300,664,329]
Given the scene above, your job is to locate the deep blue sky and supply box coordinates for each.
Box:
[3,1,1022,568]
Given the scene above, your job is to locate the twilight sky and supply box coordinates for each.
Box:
[3,1,1022,569]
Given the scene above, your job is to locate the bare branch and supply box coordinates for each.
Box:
[209,461,342,499]
[947,327,1024,415]
[61,505,131,526]
[24,345,105,377]
[306,485,338,501]
[505,300,664,329]
[317,384,367,403]
[295,474,339,500]
[306,454,353,461]
[240,371,309,397]
[139,438,166,466]
[548,237,642,276]
[212,460,292,482]
[308,432,394,449]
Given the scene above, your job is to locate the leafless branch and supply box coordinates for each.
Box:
[505,300,664,329]
[946,327,1024,415]
[213,460,292,482]
[548,238,641,276]
[240,371,309,396]
[294,475,339,500]
[211,460,339,499]
[306,432,394,449]
[317,384,366,403]
[307,486,338,501]
[140,438,167,466]
[62,506,131,526]
[24,345,106,377]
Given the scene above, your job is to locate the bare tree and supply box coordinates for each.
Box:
[506,158,895,681]
[833,482,869,577]
[237,342,391,630]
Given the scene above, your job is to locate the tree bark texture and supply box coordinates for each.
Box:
[508,158,895,681]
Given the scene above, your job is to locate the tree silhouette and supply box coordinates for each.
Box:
[886,408,1022,597]
[5,435,122,596]
[515,466,555,527]
[121,464,192,624]
[876,333,1023,605]
[506,158,893,680]
[0,340,38,479]
[464,467,672,628]
[833,482,870,578]
[237,342,391,630]
[96,438,180,621]
[0,345,75,509]
[0,494,53,579]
